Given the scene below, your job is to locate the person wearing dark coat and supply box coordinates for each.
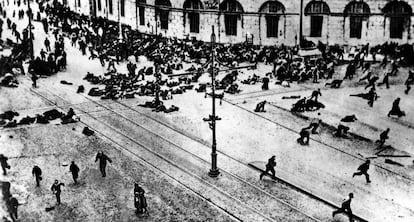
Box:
[297,126,311,145]
[259,156,276,180]
[387,98,405,117]
[352,160,371,183]
[404,70,414,94]
[31,73,38,88]
[254,100,267,112]
[309,89,322,102]
[0,154,10,175]
[377,72,390,89]
[8,195,19,222]
[378,128,390,148]
[261,77,269,90]
[69,161,80,184]
[32,165,42,186]
[44,37,50,51]
[134,183,148,214]
[332,193,354,222]
[51,180,65,204]
[95,151,112,177]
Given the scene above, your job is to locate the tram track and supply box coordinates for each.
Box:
[21,82,325,221]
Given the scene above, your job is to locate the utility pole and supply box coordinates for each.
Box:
[118,0,122,40]
[208,25,220,178]
[27,0,34,60]
[154,64,161,104]
[167,27,255,178]
[299,0,304,47]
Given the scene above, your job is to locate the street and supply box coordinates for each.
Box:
[1,1,414,221]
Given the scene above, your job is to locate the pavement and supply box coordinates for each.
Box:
[1,1,414,222]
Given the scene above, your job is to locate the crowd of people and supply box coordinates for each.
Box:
[1,0,414,221]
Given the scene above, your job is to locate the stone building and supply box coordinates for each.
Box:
[68,0,414,46]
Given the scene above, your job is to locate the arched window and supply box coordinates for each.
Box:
[259,1,285,38]
[138,0,146,26]
[184,0,203,33]
[305,0,330,37]
[383,1,412,39]
[219,0,244,36]
[344,1,370,39]
[155,0,172,29]
[305,0,330,15]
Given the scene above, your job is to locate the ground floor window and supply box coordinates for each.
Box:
[390,17,405,39]
[120,0,125,16]
[310,16,323,37]
[108,0,112,14]
[350,16,362,38]
[159,10,169,29]
[189,13,199,33]
[266,16,279,38]
[224,15,238,36]
[139,7,145,25]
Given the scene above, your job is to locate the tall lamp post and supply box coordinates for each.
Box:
[299,0,304,47]
[166,27,256,178]
[118,0,122,41]
[208,25,220,178]
[27,0,34,60]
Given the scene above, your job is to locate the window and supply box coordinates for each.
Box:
[184,0,203,33]
[98,0,101,11]
[108,0,112,14]
[138,0,146,25]
[259,1,285,38]
[220,0,243,36]
[344,1,370,39]
[121,0,125,16]
[266,16,278,37]
[383,1,412,39]
[225,15,237,35]
[349,16,363,38]
[78,0,81,7]
[155,0,172,30]
[390,17,404,39]
[139,7,145,25]
[189,13,200,33]
[310,16,323,37]
[160,12,169,29]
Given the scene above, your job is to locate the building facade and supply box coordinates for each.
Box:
[68,0,414,46]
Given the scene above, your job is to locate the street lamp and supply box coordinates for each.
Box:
[118,0,122,41]
[27,0,34,60]
[299,0,304,47]
[208,25,220,178]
